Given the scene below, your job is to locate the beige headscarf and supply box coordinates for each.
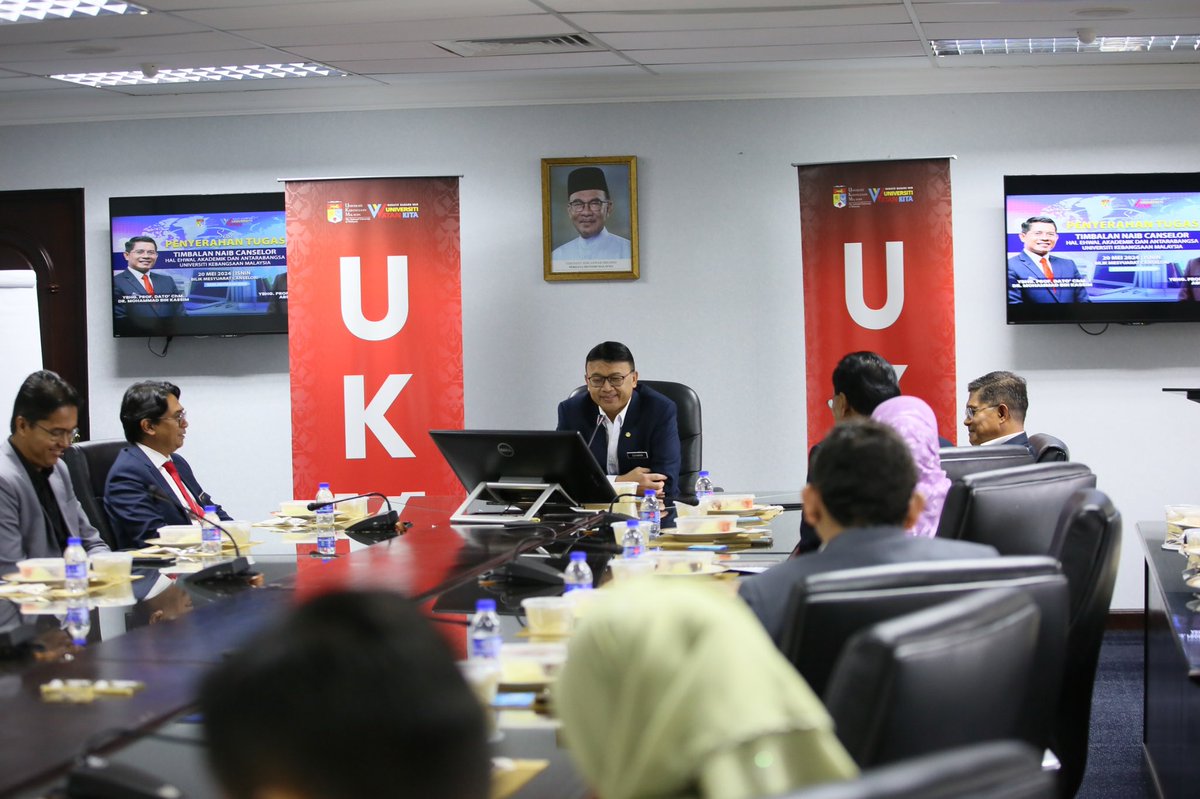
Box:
[553,579,857,799]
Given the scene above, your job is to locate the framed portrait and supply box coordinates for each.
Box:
[542,155,639,282]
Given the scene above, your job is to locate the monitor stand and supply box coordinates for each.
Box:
[449,480,580,524]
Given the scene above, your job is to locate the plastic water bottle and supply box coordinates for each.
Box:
[65,596,90,646]
[470,599,502,662]
[563,551,594,592]
[63,536,89,596]
[621,520,645,559]
[640,489,661,540]
[201,505,222,555]
[314,482,336,555]
[695,470,715,500]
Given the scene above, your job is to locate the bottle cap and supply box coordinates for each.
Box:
[570,551,587,561]
[475,599,496,612]
[204,505,216,513]
[644,489,656,496]
[699,470,709,477]
[626,520,638,527]
[67,536,81,546]
[318,482,330,489]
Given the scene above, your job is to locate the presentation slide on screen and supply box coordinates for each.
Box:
[1006,191,1200,303]
[111,210,287,318]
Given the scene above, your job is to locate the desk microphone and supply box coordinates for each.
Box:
[306,492,399,535]
[145,485,253,582]
[585,412,605,450]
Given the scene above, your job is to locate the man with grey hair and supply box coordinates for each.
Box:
[963,370,1034,455]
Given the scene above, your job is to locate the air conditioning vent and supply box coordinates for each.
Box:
[434,34,601,57]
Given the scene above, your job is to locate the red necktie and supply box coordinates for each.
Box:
[163,460,204,518]
[142,274,155,295]
[1039,257,1057,296]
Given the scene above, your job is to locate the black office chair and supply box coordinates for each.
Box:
[938,445,1034,483]
[780,557,1069,754]
[1048,489,1122,798]
[936,462,1096,555]
[778,740,1055,799]
[569,379,703,497]
[824,588,1043,767]
[61,439,127,549]
[1028,433,1070,463]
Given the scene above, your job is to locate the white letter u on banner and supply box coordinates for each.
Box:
[844,242,904,330]
[340,255,409,341]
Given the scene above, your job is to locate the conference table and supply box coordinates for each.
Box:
[0,492,802,798]
[1139,521,1200,799]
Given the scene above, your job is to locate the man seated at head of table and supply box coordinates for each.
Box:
[741,419,999,647]
[200,590,490,799]
[557,340,681,498]
[0,371,109,575]
[104,380,231,549]
[556,578,858,799]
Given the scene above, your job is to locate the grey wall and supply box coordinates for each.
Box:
[2,90,1197,608]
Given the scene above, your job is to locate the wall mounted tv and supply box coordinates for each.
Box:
[1005,172,1200,325]
[110,192,287,337]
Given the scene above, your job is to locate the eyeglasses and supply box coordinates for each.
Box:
[567,199,609,213]
[157,409,187,424]
[35,423,80,443]
[586,373,632,388]
[963,404,997,420]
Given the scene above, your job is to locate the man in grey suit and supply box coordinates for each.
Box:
[0,371,109,576]
[740,420,997,646]
[112,236,183,334]
[963,370,1035,456]
[1007,216,1090,304]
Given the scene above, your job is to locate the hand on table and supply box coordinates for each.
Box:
[618,467,667,495]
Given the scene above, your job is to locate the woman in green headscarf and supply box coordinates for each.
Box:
[554,578,857,799]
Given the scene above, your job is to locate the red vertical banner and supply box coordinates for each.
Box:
[285,177,464,501]
[799,159,957,445]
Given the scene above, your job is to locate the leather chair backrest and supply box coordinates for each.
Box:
[781,556,1068,752]
[60,439,127,549]
[1028,433,1070,463]
[936,462,1096,553]
[570,379,703,496]
[778,740,1055,799]
[938,445,1033,484]
[1047,489,1122,798]
[824,588,1042,768]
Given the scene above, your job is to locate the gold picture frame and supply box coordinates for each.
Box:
[542,155,639,282]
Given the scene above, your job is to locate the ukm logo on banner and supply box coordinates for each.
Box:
[285,177,464,502]
[798,159,957,446]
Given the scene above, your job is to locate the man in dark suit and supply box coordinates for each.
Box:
[963,370,1035,456]
[740,420,998,646]
[104,380,230,549]
[1178,256,1200,301]
[557,341,681,498]
[0,371,109,576]
[112,236,184,334]
[1007,216,1090,304]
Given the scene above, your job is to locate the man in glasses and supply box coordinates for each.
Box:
[557,341,680,498]
[550,167,632,265]
[104,380,232,549]
[963,370,1035,456]
[0,371,109,575]
[112,236,185,335]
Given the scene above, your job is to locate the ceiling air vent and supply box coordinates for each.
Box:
[434,34,601,58]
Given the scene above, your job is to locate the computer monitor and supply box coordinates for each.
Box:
[429,430,616,523]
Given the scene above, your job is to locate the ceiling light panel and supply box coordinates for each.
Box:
[49,62,346,87]
[0,1,147,24]
[932,35,1200,56]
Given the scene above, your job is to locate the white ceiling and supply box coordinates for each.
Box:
[1,0,1198,125]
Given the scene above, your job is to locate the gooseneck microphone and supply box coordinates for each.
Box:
[585,412,605,450]
[306,492,399,535]
[145,485,252,581]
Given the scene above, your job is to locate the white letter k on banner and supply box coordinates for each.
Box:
[344,374,415,460]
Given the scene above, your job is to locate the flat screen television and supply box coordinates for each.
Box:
[109,192,287,337]
[1005,173,1200,324]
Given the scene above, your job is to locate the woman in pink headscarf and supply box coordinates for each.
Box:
[871,396,950,537]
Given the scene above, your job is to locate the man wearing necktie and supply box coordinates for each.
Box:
[112,236,184,334]
[104,380,231,549]
[1006,216,1091,304]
